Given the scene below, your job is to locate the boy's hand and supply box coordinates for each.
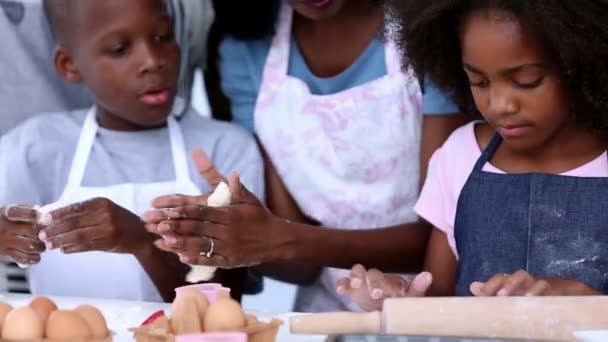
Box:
[0,205,46,265]
[39,198,151,255]
[470,270,601,296]
[335,264,432,312]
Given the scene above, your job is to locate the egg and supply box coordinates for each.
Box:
[245,313,259,327]
[171,289,208,334]
[75,305,109,339]
[203,298,246,332]
[2,306,44,340]
[180,288,209,316]
[0,302,13,330]
[46,310,92,340]
[30,296,58,323]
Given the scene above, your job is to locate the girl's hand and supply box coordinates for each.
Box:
[470,270,601,296]
[335,264,433,311]
[0,205,46,265]
[39,198,150,255]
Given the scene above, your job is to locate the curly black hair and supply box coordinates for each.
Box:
[389,0,608,136]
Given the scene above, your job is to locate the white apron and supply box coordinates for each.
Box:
[30,106,201,302]
[254,3,423,312]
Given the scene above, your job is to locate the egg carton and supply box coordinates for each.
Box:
[130,317,283,342]
[0,335,113,342]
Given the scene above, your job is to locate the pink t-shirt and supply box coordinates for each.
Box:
[414,121,608,258]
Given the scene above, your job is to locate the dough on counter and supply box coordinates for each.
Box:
[185,182,231,283]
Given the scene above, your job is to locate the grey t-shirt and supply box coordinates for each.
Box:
[0,107,264,295]
[0,107,264,207]
[0,106,264,292]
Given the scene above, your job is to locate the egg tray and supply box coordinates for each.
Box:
[131,318,283,342]
[0,334,113,342]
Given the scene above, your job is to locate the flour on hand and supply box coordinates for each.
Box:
[16,202,68,268]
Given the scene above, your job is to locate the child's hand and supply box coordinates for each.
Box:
[470,270,601,296]
[0,205,46,265]
[335,264,433,311]
[39,198,151,255]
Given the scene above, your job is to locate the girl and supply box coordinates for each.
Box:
[145,0,471,313]
[337,0,608,310]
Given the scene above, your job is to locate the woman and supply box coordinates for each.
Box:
[146,0,471,312]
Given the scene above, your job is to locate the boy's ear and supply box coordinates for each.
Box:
[53,46,82,83]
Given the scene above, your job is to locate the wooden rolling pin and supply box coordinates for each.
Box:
[290,296,608,341]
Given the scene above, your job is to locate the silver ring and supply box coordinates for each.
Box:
[201,238,214,258]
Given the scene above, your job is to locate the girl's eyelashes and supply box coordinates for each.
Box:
[466,77,544,90]
[513,77,544,89]
[468,79,489,88]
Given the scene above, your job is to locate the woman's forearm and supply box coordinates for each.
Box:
[275,219,432,273]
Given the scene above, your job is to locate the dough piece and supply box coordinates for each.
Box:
[185,182,231,283]
[34,202,67,226]
[16,203,68,269]
[207,182,232,208]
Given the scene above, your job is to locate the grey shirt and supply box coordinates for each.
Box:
[0,107,264,207]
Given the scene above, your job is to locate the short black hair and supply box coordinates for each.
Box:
[42,0,73,44]
[389,0,608,138]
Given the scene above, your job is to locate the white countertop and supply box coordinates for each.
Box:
[0,293,326,342]
[6,293,603,342]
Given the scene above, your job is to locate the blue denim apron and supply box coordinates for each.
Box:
[454,134,608,295]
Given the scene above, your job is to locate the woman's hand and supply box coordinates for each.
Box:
[143,148,289,268]
[39,198,151,255]
[335,264,433,311]
[470,270,601,296]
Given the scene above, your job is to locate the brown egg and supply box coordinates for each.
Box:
[0,302,13,330]
[2,306,44,340]
[75,305,109,339]
[245,313,259,327]
[180,288,210,317]
[30,296,58,323]
[46,310,92,340]
[203,298,246,332]
[170,288,209,335]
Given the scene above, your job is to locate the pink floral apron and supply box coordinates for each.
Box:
[254,2,422,312]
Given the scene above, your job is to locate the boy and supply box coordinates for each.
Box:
[0,0,263,302]
[0,0,212,294]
